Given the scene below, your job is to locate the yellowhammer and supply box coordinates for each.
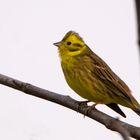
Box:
[54,31,140,118]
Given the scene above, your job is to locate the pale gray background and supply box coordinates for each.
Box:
[0,0,139,140]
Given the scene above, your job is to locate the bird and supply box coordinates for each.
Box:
[53,31,140,118]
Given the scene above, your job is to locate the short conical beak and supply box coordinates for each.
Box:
[53,41,61,47]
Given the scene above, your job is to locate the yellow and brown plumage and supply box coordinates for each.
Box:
[54,31,140,118]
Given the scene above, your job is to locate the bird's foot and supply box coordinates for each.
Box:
[77,100,89,111]
[84,103,98,116]
[77,101,98,117]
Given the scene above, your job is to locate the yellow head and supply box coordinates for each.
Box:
[53,31,88,59]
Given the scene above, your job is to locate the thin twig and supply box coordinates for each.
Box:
[135,0,140,49]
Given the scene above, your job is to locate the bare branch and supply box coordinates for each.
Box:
[135,0,140,49]
[105,118,130,140]
[0,73,139,140]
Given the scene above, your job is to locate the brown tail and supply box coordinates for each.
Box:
[133,109,140,116]
[132,101,140,116]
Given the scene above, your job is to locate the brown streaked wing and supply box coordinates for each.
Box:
[88,51,134,102]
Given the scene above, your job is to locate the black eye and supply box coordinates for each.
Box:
[67,42,72,45]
